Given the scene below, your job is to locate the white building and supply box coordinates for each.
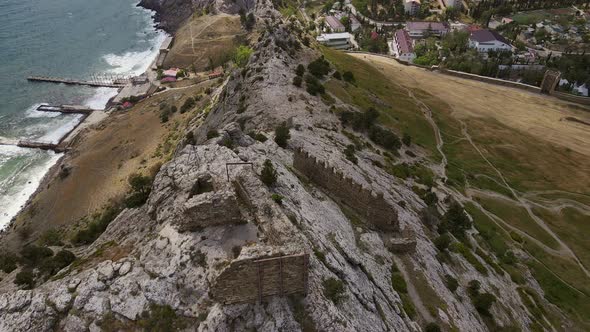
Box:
[406,21,450,38]
[316,33,352,49]
[404,0,421,16]
[469,29,512,53]
[393,30,416,63]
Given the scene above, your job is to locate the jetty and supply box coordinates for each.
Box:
[27,76,127,88]
[36,104,97,114]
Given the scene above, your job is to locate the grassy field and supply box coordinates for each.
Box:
[321,49,590,329]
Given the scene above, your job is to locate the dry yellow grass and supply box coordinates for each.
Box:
[163,13,245,70]
[351,54,590,157]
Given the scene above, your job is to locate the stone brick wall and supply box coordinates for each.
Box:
[173,189,243,232]
[293,149,398,232]
[211,253,309,304]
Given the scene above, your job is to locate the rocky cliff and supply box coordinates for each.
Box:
[0,2,560,332]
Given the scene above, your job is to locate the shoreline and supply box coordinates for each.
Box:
[0,4,168,236]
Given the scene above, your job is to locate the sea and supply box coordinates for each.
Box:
[0,0,166,229]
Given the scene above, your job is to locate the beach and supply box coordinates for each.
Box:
[0,0,166,229]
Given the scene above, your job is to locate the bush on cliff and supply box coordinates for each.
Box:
[260,160,277,186]
[308,57,331,78]
[14,269,35,290]
[234,45,253,68]
[124,173,153,208]
[139,304,186,331]
[274,122,290,148]
[439,202,471,238]
[0,253,18,273]
[20,245,53,266]
[293,75,302,87]
[305,75,325,95]
[322,277,347,305]
[72,204,122,246]
[295,64,305,76]
[40,250,76,276]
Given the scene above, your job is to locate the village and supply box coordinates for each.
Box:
[310,0,590,96]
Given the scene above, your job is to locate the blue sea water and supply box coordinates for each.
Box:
[0,0,166,227]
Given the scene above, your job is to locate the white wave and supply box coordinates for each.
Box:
[0,147,62,229]
[83,87,118,109]
[25,103,61,118]
[102,32,167,76]
[36,114,84,144]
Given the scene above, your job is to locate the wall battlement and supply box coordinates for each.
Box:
[211,253,309,304]
[293,149,398,231]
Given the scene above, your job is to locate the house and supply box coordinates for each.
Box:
[501,17,513,25]
[208,66,224,79]
[469,29,512,53]
[349,15,361,32]
[444,0,461,9]
[316,33,352,49]
[325,16,345,33]
[406,21,449,38]
[163,68,180,77]
[404,0,421,16]
[393,30,416,63]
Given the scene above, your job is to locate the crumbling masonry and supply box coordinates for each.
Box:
[211,253,309,304]
[293,149,398,232]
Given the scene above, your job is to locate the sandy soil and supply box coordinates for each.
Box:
[0,82,214,251]
[351,54,590,157]
[163,13,245,70]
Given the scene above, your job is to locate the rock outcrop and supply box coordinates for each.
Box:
[0,4,544,332]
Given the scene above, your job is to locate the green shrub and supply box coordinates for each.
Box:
[233,45,253,68]
[274,122,290,148]
[20,245,53,266]
[72,204,122,245]
[467,279,481,297]
[333,71,342,80]
[368,126,401,151]
[180,97,195,114]
[41,250,76,276]
[314,249,326,264]
[391,273,408,293]
[14,269,35,289]
[343,71,355,82]
[305,74,325,95]
[344,144,357,164]
[207,129,219,139]
[401,293,416,319]
[444,274,459,292]
[0,253,18,273]
[434,233,452,251]
[271,193,284,205]
[402,133,412,146]
[295,64,305,76]
[439,202,471,238]
[501,250,517,265]
[260,159,277,186]
[124,173,153,208]
[248,131,267,142]
[473,292,496,315]
[170,105,178,114]
[38,228,62,246]
[293,75,302,87]
[307,57,330,78]
[425,322,442,332]
[322,277,347,304]
[139,304,186,331]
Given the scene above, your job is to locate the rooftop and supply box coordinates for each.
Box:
[325,16,345,30]
[316,32,352,41]
[406,21,449,31]
[395,30,414,54]
[470,29,510,45]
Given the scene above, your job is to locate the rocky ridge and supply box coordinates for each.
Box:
[0,3,547,332]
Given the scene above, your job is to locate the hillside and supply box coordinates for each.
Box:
[1,2,589,332]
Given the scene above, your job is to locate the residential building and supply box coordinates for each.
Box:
[325,16,345,33]
[393,30,416,63]
[404,0,421,16]
[406,21,450,38]
[316,33,352,49]
[469,29,512,53]
[444,0,462,9]
[350,15,361,32]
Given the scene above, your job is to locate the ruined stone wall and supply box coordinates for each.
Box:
[174,190,242,232]
[293,149,398,231]
[211,253,309,304]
